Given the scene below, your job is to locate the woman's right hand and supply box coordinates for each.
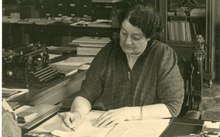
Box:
[61,111,82,130]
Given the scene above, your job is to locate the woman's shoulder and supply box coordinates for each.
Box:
[151,40,175,55]
[96,40,119,57]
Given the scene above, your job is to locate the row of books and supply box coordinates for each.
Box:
[69,36,111,56]
[167,21,205,42]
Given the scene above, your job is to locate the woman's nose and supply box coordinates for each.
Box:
[125,36,132,45]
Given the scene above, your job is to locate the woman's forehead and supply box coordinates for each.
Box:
[121,19,144,35]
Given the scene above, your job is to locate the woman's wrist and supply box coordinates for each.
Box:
[71,110,82,119]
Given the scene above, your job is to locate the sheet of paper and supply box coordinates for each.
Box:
[31,111,169,137]
[106,119,170,137]
[2,88,29,101]
[202,121,220,133]
[31,110,113,137]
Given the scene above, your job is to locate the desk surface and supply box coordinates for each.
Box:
[24,111,204,137]
[25,111,170,137]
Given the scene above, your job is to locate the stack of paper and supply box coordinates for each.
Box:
[106,119,170,137]
[202,121,220,136]
[27,111,170,137]
[2,88,29,102]
[29,111,112,137]
[14,104,60,130]
[50,56,94,76]
[87,19,112,28]
[69,36,111,56]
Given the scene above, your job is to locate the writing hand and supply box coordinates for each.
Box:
[59,112,82,131]
[95,107,135,128]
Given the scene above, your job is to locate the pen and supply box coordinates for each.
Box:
[57,113,75,131]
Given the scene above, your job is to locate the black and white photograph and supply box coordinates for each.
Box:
[2,0,220,136]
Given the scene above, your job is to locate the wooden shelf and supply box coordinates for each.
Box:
[160,0,217,84]
[167,41,196,48]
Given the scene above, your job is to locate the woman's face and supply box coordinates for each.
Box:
[119,19,150,55]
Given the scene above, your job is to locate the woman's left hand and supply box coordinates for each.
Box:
[95,107,135,128]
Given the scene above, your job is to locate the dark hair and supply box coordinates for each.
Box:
[118,1,162,39]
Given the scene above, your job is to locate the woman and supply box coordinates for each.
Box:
[63,1,184,129]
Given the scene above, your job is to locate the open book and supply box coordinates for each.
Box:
[28,110,170,137]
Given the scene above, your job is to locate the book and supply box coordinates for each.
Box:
[17,111,39,123]
[47,46,76,55]
[180,21,186,41]
[2,88,21,97]
[202,121,220,133]
[14,104,60,130]
[70,36,111,46]
[87,20,112,28]
[77,47,102,56]
[52,65,79,77]
[186,22,192,42]
[50,56,94,76]
[50,56,94,68]
[2,88,29,102]
[173,21,180,41]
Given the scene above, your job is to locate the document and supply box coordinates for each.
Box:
[106,119,170,137]
[30,111,170,137]
[31,110,112,137]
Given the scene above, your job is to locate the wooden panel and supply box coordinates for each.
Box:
[27,71,86,105]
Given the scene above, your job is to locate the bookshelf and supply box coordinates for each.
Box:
[159,0,217,87]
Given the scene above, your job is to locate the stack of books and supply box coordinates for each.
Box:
[14,104,60,130]
[50,56,94,76]
[69,36,111,56]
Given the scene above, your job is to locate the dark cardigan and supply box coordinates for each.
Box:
[77,39,184,117]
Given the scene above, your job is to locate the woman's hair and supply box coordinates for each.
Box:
[118,0,162,39]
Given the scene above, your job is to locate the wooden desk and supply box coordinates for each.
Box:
[25,115,203,137]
